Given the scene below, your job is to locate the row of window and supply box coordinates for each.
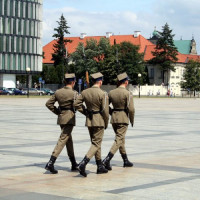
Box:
[0,53,42,71]
[0,35,42,55]
[0,17,42,37]
[0,0,42,20]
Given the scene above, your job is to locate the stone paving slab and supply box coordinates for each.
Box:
[0,97,200,200]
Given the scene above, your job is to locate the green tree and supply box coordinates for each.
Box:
[71,38,146,85]
[70,39,100,83]
[149,23,178,85]
[181,60,200,96]
[52,14,71,70]
[117,41,146,85]
[98,38,117,84]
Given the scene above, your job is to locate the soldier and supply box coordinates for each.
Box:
[74,72,109,177]
[45,73,78,174]
[102,72,135,170]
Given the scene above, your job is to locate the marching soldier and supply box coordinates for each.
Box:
[45,73,78,174]
[103,72,135,170]
[74,72,109,177]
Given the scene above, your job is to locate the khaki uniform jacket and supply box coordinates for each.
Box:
[46,86,78,125]
[74,85,109,128]
[109,86,135,126]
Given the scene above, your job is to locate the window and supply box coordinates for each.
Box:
[15,0,18,17]
[0,1,3,15]
[4,0,7,16]
[18,19,21,35]
[18,55,22,70]
[150,68,154,78]
[30,3,33,19]
[23,55,26,70]
[7,0,10,16]
[13,54,16,70]
[0,35,3,52]
[0,17,2,34]
[7,54,10,70]
[2,54,5,69]
[10,0,13,16]
[0,54,2,69]
[23,20,26,35]
[6,35,9,52]
[7,18,11,34]
[11,36,14,53]
[20,1,23,18]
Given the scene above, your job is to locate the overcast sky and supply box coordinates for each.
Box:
[43,0,200,53]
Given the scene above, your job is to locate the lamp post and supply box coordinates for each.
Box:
[138,73,141,98]
[26,67,30,98]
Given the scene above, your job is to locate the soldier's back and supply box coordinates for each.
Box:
[82,86,105,111]
[55,86,76,107]
[109,86,129,108]
[109,86,130,124]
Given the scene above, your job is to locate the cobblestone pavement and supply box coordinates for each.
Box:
[0,97,200,200]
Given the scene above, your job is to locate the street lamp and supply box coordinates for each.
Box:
[26,67,30,98]
[138,73,142,98]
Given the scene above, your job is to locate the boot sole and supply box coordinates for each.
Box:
[79,171,87,177]
[97,171,108,174]
[45,167,58,174]
[78,167,87,177]
[123,165,134,167]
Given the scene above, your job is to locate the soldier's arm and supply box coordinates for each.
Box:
[45,94,60,115]
[101,92,109,129]
[73,93,87,115]
[128,92,135,127]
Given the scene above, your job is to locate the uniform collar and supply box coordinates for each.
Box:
[118,86,126,89]
[92,85,100,88]
[64,86,73,90]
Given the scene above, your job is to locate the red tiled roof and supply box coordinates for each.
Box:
[43,34,153,64]
[144,45,200,63]
[43,34,200,64]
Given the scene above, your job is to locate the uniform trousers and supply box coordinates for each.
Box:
[110,124,128,155]
[86,127,104,160]
[52,124,75,158]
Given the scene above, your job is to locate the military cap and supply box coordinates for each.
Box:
[64,73,76,81]
[91,72,103,81]
[117,72,129,82]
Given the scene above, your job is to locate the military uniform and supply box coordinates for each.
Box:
[103,72,135,170]
[74,72,109,177]
[45,73,78,174]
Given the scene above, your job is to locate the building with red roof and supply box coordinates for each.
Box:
[43,31,200,96]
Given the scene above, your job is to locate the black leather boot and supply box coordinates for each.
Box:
[121,154,133,167]
[78,156,90,177]
[102,152,114,171]
[45,156,58,174]
[96,160,108,174]
[69,156,78,171]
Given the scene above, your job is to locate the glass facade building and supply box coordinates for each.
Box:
[0,0,43,77]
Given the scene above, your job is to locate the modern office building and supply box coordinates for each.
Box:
[0,0,43,88]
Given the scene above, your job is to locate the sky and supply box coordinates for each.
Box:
[42,0,200,53]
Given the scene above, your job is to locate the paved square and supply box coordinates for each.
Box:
[0,97,200,200]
